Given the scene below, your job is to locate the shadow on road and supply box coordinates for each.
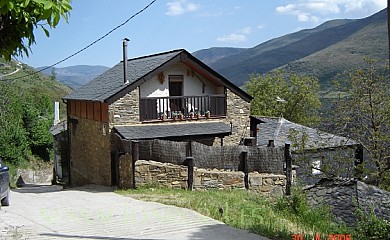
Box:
[40,233,158,240]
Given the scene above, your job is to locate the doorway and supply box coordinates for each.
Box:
[169,75,183,112]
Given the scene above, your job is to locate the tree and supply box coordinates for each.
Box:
[330,60,390,187]
[0,84,29,164]
[245,70,321,126]
[22,94,53,161]
[0,0,72,60]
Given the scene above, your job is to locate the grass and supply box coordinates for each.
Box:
[117,186,351,240]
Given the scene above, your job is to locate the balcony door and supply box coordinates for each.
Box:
[169,75,183,112]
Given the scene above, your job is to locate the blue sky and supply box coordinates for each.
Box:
[21,0,387,68]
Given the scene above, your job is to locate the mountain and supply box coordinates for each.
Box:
[193,47,247,65]
[0,58,72,116]
[195,9,388,88]
[38,65,109,89]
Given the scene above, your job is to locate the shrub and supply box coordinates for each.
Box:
[354,210,390,240]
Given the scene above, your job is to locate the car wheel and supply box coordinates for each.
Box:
[1,187,10,206]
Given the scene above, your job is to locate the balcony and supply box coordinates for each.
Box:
[140,95,226,121]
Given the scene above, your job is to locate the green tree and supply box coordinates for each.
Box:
[245,70,321,126]
[22,94,53,161]
[0,0,72,60]
[331,60,390,187]
[0,84,29,164]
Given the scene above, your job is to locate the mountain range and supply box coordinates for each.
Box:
[38,65,109,89]
[38,8,388,91]
[194,8,388,89]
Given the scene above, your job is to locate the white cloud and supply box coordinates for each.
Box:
[216,33,247,43]
[257,24,266,29]
[276,0,386,23]
[238,26,252,35]
[166,0,200,16]
[216,27,252,43]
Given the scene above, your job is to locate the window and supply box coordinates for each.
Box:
[311,158,323,175]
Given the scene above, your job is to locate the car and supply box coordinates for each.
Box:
[0,160,10,206]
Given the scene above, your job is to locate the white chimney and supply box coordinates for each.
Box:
[123,38,130,85]
[54,102,60,125]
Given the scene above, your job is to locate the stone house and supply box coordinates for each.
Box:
[249,116,363,184]
[63,49,252,186]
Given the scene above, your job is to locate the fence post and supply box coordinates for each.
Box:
[186,156,194,191]
[131,140,140,189]
[285,143,292,195]
[186,141,192,157]
[242,150,249,189]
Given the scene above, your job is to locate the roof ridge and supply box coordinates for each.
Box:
[120,49,185,63]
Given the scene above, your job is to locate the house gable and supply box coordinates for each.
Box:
[63,49,252,105]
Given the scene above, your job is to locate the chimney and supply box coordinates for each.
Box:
[54,101,60,125]
[123,38,130,85]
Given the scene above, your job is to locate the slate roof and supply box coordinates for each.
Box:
[64,49,182,102]
[64,49,252,104]
[113,122,231,140]
[253,116,357,150]
[49,120,67,136]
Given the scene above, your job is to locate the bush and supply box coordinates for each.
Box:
[354,210,390,240]
[275,189,350,237]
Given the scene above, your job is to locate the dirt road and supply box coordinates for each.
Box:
[0,185,267,240]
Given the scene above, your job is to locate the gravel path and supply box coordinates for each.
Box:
[0,184,268,240]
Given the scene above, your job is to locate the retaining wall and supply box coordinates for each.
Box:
[135,160,286,197]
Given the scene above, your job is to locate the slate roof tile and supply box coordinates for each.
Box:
[254,116,357,150]
[114,122,231,140]
[64,50,182,101]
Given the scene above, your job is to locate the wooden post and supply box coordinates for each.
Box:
[242,150,249,189]
[186,156,194,191]
[186,141,192,157]
[131,140,140,189]
[285,143,292,196]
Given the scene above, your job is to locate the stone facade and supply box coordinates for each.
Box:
[69,117,111,186]
[304,178,390,227]
[109,88,140,126]
[109,87,250,146]
[222,89,251,146]
[135,160,286,196]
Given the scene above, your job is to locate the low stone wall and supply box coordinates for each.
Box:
[135,160,188,189]
[304,178,390,227]
[249,173,286,196]
[17,169,53,185]
[135,160,286,196]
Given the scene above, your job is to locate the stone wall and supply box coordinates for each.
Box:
[17,169,53,185]
[304,178,390,227]
[119,154,134,189]
[222,89,251,146]
[135,160,286,196]
[69,117,111,186]
[135,160,188,189]
[109,88,140,125]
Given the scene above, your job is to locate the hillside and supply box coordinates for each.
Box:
[196,9,388,88]
[281,13,388,88]
[0,58,72,117]
[38,65,109,89]
[193,47,247,65]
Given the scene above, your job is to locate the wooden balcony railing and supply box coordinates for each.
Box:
[140,95,226,121]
